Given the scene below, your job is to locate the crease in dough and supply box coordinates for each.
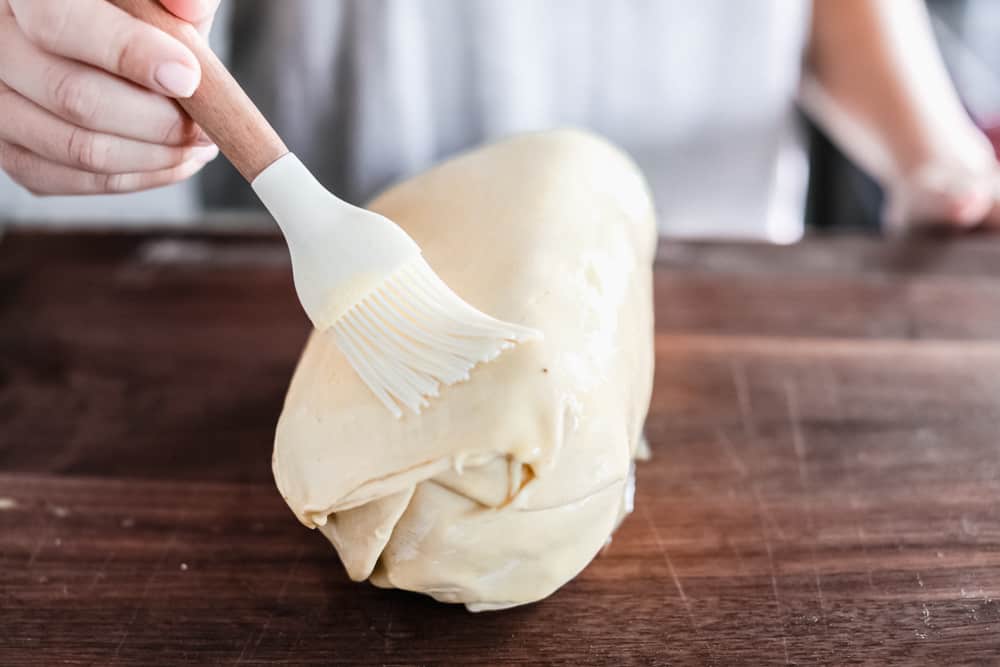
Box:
[273,129,656,610]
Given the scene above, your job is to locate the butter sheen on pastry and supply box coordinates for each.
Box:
[273,129,656,611]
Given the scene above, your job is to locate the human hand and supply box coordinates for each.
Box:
[884,153,1000,232]
[879,117,1000,232]
[0,0,221,196]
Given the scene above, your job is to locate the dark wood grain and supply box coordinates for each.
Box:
[3,229,1000,665]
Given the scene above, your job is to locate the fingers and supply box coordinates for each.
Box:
[944,189,994,228]
[159,0,221,36]
[0,140,215,196]
[0,83,217,174]
[8,0,202,98]
[885,164,998,231]
[980,183,1000,229]
[0,16,207,146]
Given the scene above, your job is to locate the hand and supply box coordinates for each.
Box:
[884,156,1000,232]
[0,0,221,196]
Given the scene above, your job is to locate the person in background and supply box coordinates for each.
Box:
[0,0,997,242]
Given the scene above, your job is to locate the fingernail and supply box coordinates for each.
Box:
[155,62,200,98]
[190,144,219,162]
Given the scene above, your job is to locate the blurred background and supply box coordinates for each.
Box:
[809,0,1000,232]
[1,0,998,239]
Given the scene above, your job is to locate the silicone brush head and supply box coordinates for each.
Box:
[332,256,541,417]
[253,154,542,417]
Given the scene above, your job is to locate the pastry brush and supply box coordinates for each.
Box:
[111,0,540,417]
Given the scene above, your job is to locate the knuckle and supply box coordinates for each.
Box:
[161,115,188,146]
[66,126,103,171]
[18,0,71,52]
[102,15,147,79]
[112,36,138,80]
[162,112,203,147]
[94,172,113,193]
[47,67,98,126]
[99,172,126,193]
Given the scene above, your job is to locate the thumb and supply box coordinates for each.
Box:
[158,0,221,36]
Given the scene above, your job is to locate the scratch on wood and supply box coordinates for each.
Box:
[783,379,808,488]
[715,427,749,478]
[763,538,781,612]
[26,498,54,570]
[730,360,756,441]
[663,549,688,606]
[276,545,304,601]
[25,535,47,569]
[726,537,748,576]
[282,626,305,663]
[858,527,876,591]
[783,379,828,630]
[752,485,787,541]
[640,505,696,626]
[753,486,791,665]
[110,522,180,666]
[814,569,827,616]
[823,365,844,420]
[250,544,306,658]
[845,462,879,595]
[86,552,115,594]
[384,600,396,653]
[234,633,255,666]
[762,537,791,665]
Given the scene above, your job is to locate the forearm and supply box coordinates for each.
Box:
[802,0,994,187]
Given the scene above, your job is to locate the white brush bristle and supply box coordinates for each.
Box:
[331,257,541,417]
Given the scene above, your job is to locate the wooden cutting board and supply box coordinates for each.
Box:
[2,229,1000,665]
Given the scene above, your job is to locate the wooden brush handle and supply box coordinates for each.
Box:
[109,0,288,182]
